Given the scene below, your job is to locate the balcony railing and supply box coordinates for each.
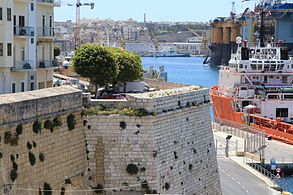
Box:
[14,26,34,37]
[38,59,59,69]
[37,0,61,6]
[37,27,54,37]
[11,60,34,71]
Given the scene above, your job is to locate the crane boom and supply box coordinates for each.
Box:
[76,0,81,48]
[61,1,94,49]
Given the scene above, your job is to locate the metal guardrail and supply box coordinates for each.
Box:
[14,26,34,37]
[11,61,34,71]
[37,27,54,37]
[37,0,61,4]
[37,60,58,68]
[245,158,281,189]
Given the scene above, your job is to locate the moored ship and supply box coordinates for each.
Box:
[210,37,293,144]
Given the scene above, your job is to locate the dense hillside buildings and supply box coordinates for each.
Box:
[0,0,60,94]
[54,19,208,55]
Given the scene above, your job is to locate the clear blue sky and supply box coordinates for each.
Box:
[55,0,256,22]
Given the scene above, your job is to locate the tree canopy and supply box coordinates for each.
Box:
[108,47,143,84]
[54,46,61,58]
[72,44,118,90]
[72,44,144,96]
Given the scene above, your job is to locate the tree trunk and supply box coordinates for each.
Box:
[95,83,99,99]
[123,82,127,93]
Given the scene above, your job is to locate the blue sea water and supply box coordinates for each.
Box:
[142,56,219,88]
[142,56,293,194]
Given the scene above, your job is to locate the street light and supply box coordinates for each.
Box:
[225,135,232,157]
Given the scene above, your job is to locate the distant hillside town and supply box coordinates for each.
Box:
[54,18,210,56]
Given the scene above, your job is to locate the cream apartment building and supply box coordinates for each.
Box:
[0,0,60,94]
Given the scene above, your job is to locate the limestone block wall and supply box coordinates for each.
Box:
[0,86,88,195]
[127,86,210,113]
[84,87,221,195]
[0,86,82,125]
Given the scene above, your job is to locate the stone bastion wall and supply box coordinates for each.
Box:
[84,86,222,195]
[0,86,88,195]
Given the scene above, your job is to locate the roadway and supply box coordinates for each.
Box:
[218,157,274,195]
[215,134,279,195]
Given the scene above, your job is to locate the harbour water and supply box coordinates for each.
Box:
[142,56,293,194]
[142,56,219,87]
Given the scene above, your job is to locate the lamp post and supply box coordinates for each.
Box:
[225,135,233,157]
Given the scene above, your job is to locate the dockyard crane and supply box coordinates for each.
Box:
[61,1,95,48]
[187,28,210,55]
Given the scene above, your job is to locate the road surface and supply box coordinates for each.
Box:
[218,157,274,195]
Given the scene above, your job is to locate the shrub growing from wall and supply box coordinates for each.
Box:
[29,152,36,166]
[67,114,76,131]
[53,116,62,128]
[16,124,23,136]
[33,119,42,134]
[126,163,139,175]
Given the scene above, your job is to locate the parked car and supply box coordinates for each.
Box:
[118,81,154,93]
[102,94,126,100]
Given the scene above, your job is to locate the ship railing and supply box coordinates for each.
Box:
[249,54,278,60]
[266,93,293,101]
[245,42,279,48]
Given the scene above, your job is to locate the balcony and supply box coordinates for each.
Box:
[37,27,54,38]
[11,61,36,71]
[38,59,59,69]
[14,26,34,37]
[37,0,61,6]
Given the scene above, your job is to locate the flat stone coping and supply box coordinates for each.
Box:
[0,86,81,104]
[127,85,207,99]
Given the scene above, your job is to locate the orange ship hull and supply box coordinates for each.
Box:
[210,86,293,145]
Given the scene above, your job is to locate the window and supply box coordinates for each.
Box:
[21,47,25,61]
[19,16,25,26]
[30,82,34,91]
[21,82,25,92]
[276,108,288,117]
[12,83,16,93]
[7,8,11,21]
[31,38,34,44]
[30,3,34,11]
[0,43,3,56]
[7,43,12,56]
[49,16,52,36]
[282,76,287,84]
[0,7,2,20]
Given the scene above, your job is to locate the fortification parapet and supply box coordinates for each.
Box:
[84,86,221,194]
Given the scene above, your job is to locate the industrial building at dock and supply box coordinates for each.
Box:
[209,0,293,66]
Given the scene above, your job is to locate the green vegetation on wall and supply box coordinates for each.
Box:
[16,123,23,136]
[33,119,42,134]
[44,120,53,132]
[53,116,63,128]
[10,168,17,182]
[92,184,104,194]
[67,114,76,131]
[126,163,139,175]
[84,105,156,117]
[29,152,36,166]
[39,153,45,162]
[43,182,52,195]
[120,121,126,130]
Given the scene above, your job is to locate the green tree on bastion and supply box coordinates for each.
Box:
[72,44,118,97]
